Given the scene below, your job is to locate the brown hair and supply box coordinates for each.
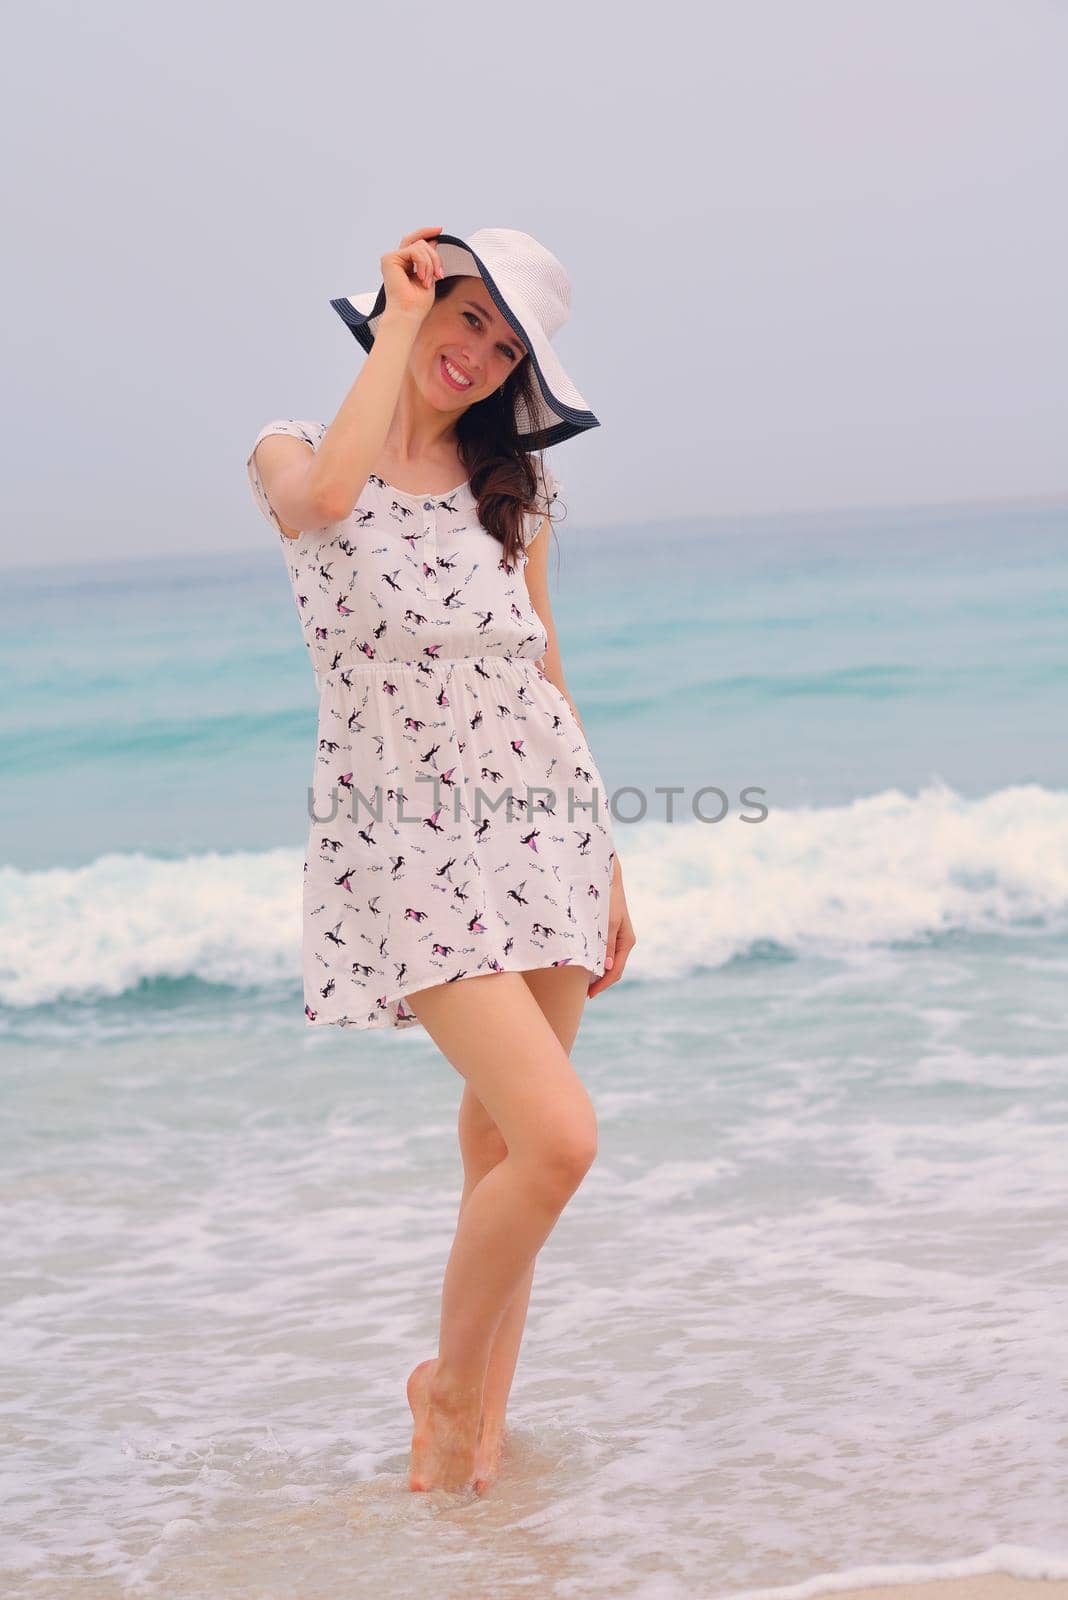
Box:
[436,275,562,568]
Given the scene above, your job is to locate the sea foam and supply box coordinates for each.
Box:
[1,781,1065,1009]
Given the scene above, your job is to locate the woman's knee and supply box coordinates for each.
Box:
[527,1105,599,1199]
[460,1096,595,1192]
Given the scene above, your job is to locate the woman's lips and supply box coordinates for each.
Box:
[439,355,473,392]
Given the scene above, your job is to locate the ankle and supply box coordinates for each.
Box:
[479,1409,505,1439]
[429,1363,484,1412]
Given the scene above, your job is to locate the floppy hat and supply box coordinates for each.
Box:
[329,228,599,452]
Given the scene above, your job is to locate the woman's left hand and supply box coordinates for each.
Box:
[587,860,636,1000]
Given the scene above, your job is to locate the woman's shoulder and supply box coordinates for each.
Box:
[246,420,329,541]
[521,454,565,545]
[534,455,562,506]
[248,418,327,455]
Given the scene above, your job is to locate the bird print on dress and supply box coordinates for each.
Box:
[247,419,616,1031]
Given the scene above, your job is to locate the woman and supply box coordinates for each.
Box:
[246,225,637,1495]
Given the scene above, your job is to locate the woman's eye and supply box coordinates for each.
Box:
[465,310,516,361]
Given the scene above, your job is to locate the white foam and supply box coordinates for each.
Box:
[1,781,1066,1008]
[622,778,1068,979]
[723,1542,1068,1600]
[0,846,301,1007]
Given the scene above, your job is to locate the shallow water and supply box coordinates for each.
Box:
[2,495,1067,1597]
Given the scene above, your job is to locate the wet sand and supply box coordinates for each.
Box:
[799,1577,1068,1600]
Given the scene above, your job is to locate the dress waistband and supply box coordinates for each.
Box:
[318,652,543,681]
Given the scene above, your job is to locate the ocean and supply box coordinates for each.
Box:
[2,494,1067,1598]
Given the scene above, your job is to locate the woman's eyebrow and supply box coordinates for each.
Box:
[464,299,527,353]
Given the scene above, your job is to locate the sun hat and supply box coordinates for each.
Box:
[329,228,599,452]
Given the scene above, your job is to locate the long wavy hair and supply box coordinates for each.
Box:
[434,275,564,568]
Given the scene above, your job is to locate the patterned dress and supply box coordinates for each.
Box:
[246,419,616,1030]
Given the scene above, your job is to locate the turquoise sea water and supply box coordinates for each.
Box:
[2,495,1067,1597]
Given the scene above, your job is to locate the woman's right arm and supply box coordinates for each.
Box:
[254,227,445,533]
[252,315,422,534]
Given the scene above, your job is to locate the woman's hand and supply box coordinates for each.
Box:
[380,226,446,323]
[587,859,636,1000]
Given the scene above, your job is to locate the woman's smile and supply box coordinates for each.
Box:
[439,354,474,392]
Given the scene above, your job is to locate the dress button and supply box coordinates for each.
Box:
[423,501,435,511]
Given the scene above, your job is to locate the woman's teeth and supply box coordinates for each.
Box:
[442,357,471,389]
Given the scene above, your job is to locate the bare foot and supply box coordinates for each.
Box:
[472,1416,508,1494]
[406,1358,481,1493]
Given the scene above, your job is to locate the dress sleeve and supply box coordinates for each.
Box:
[245,419,326,538]
[523,456,564,547]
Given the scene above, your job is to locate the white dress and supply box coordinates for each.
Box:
[246,419,617,1031]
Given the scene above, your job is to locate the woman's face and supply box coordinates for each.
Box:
[415,283,529,411]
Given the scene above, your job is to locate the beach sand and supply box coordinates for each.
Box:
[805,1578,1068,1600]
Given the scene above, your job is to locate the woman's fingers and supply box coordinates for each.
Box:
[398,225,442,247]
[587,908,636,998]
[415,241,436,288]
[397,228,445,283]
[380,239,439,318]
[399,241,430,288]
[588,935,621,997]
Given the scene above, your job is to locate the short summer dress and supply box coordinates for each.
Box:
[246,419,617,1030]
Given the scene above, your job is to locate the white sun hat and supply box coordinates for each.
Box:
[329,227,599,452]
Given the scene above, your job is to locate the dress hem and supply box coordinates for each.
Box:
[303,953,602,1032]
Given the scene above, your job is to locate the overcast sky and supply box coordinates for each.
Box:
[2,0,1065,568]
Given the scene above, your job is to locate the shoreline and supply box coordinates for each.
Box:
[819,1580,1068,1600]
[729,1572,1068,1600]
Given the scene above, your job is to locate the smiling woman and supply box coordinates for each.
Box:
[326,228,597,566]
[245,224,636,1498]
[359,272,551,565]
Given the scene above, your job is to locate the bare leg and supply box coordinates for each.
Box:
[454,1162,536,1489]
[402,967,596,1493]
[460,964,591,1487]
